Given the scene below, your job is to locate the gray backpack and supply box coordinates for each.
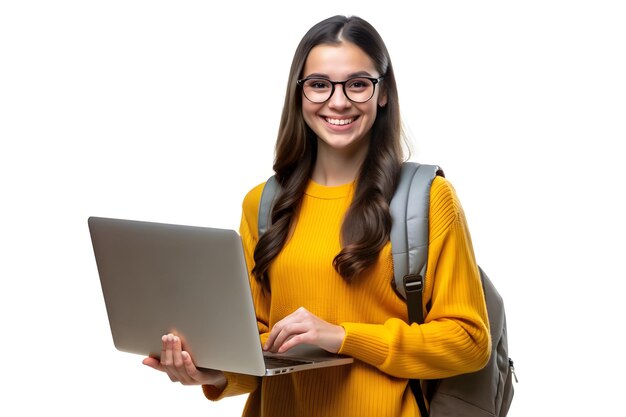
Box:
[258,162,516,417]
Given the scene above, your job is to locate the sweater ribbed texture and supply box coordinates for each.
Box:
[203,176,490,417]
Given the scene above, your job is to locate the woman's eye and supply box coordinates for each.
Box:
[348,79,370,89]
[309,81,330,89]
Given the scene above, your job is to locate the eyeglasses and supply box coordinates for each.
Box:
[297,76,384,104]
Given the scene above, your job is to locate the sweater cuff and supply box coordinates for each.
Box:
[338,322,390,366]
[202,383,225,401]
[202,372,260,401]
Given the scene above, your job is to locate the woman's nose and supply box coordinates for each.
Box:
[327,85,351,109]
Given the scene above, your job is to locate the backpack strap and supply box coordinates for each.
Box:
[390,162,443,417]
[258,175,279,236]
[389,162,443,324]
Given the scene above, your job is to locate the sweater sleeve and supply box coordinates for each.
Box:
[202,182,270,400]
[338,176,491,380]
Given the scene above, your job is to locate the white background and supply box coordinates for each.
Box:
[1,1,624,415]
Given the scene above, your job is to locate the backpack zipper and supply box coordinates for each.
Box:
[509,358,518,383]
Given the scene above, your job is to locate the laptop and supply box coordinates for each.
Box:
[88,216,353,376]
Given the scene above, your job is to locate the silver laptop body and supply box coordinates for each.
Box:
[88,216,353,376]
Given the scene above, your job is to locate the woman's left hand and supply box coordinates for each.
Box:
[263,307,345,354]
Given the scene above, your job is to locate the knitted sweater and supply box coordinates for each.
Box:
[203,176,491,417]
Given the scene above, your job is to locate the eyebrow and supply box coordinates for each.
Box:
[303,70,375,79]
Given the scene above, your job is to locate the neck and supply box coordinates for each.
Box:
[312,139,369,186]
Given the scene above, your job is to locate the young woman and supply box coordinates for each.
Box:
[143,15,491,417]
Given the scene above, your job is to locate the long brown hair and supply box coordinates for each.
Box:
[252,15,405,286]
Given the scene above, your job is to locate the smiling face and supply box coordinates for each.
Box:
[300,41,387,158]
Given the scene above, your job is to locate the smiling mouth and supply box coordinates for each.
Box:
[324,116,358,126]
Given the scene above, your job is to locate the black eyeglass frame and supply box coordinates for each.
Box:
[296,76,385,104]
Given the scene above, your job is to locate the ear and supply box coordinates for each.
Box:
[377,89,388,107]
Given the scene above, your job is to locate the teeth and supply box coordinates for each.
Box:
[326,117,354,126]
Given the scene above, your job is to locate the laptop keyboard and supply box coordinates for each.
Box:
[264,356,315,368]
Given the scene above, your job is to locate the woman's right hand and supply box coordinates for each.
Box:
[142,333,227,389]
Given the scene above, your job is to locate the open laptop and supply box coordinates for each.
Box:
[88,216,353,376]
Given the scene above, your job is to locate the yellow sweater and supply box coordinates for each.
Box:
[203,176,490,417]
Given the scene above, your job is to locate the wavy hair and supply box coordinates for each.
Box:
[252,15,405,286]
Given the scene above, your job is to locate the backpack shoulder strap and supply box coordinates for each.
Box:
[258,175,279,236]
[390,162,443,417]
[389,162,443,323]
